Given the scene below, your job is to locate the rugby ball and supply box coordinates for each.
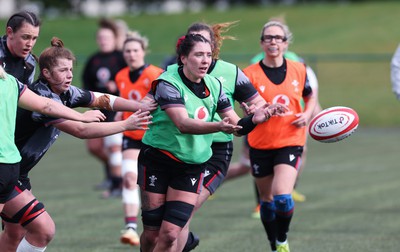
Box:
[309,106,359,143]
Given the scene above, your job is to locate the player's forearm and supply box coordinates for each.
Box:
[75,121,127,139]
[39,98,88,122]
[112,97,141,112]
[176,119,220,134]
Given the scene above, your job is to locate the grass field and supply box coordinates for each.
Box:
[2,2,400,251]
[30,127,400,252]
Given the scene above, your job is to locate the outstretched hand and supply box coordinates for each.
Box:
[264,103,290,119]
[240,101,272,116]
[139,96,158,112]
[82,110,106,122]
[125,110,153,130]
[252,103,289,124]
[291,112,308,128]
[219,117,243,134]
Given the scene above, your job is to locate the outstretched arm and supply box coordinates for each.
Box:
[90,92,157,112]
[54,110,152,139]
[18,88,105,123]
[165,107,241,134]
[221,103,288,136]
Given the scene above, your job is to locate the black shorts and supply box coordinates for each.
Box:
[137,144,205,194]
[0,179,29,212]
[249,146,303,178]
[122,136,144,151]
[0,163,20,203]
[203,141,233,194]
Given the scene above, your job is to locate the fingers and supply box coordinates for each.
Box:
[88,110,106,122]
[265,103,291,118]
[134,110,152,118]
[291,116,307,127]
[140,100,158,112]
[261,103,269,109]
[127,114,153,130]
[291,121,306,128]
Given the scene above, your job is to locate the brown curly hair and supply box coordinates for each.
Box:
[186,21,239,59]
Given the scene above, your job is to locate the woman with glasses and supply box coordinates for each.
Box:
[243,20,317,252]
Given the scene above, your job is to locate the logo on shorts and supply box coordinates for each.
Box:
[190,178,197,186]
[204,169,211,177]
[252,163,260,174]
[289,154,295,162]
[149,175,157,187]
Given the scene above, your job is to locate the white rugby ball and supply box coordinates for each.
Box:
[309,106,359,143]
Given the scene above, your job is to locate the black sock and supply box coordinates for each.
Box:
[186,232,193,246]
[110,176,122,190]
[276,214,292,242]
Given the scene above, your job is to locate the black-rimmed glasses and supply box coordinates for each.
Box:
[261,35,287,43]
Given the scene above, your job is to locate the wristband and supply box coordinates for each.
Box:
[237,114,257,135]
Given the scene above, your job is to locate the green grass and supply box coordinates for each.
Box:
[30,127,400,252]
[1,2,400,126]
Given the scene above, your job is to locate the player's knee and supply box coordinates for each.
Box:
[274,194,294,217]
[122,187,140,204]
[2,199,54,245]
[260,201,276,221]
[109,152,122,167]
[35,216,56,244]
[123,173,137,189]
[163,201,194,228]
[122,160,138,187]
[142,205,165,228]
[27,224,55,246]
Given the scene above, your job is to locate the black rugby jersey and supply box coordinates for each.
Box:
[0,35,36,85]
[15,79,94,178]
[81,50,126,122]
